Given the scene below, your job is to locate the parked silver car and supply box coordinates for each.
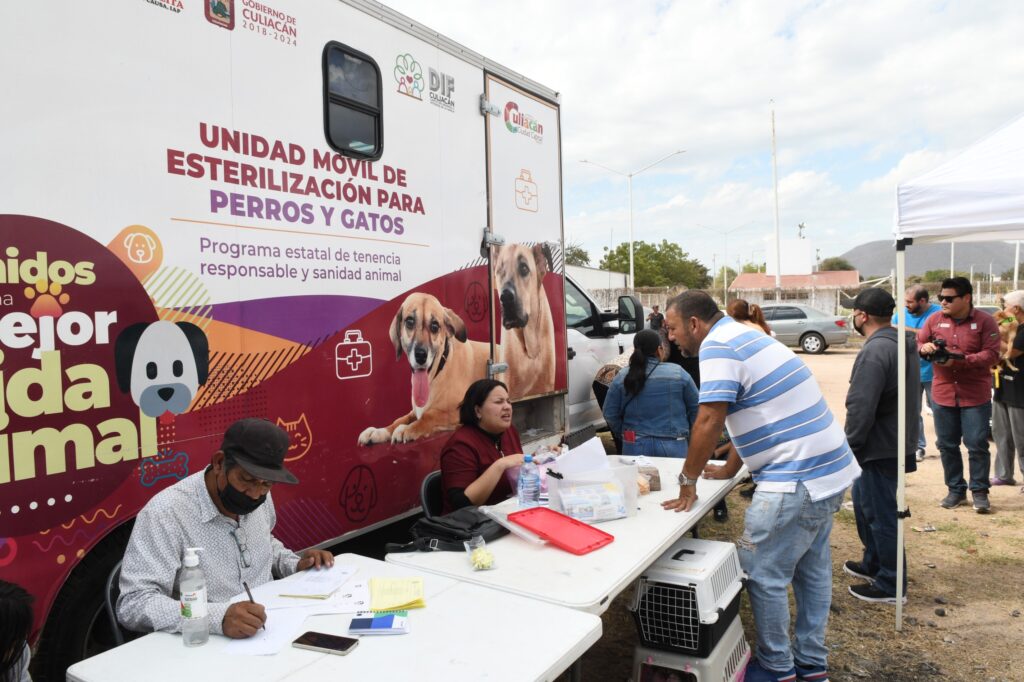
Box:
[760,304,849,354]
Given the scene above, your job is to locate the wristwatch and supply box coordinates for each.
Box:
[677,472,699,486]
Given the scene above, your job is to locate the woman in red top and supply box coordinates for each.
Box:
[440,379,526,513]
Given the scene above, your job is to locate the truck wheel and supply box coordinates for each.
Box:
[31,523,132,682]
[800,332,826,354]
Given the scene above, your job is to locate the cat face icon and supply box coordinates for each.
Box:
[277,414,312,462]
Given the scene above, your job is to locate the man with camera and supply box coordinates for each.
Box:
[918,277,1000,512]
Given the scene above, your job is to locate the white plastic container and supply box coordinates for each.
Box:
[548,462,639,518]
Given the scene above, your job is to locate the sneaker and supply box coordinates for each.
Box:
[972,491,991,513]
[842,560,874,582]
[713,505,729,522]
[989,477,1015,486]
[848,583,907,605]
[745,658,797,682]
[915,448,926,462]
[939,491,967,508]
[795,662,830,682]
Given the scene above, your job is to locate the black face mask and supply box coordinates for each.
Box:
[853,313,866,337]
[218,478,266,515]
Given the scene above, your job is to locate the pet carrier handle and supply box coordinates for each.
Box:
[671,548,696,561]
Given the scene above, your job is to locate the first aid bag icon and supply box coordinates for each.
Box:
[336,330,372,380]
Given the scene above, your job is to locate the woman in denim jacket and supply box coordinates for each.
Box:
[603,329,699,458]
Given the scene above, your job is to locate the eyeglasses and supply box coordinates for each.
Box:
[232,527,252,568]
[938,295,962,303]
[236,470,274,493]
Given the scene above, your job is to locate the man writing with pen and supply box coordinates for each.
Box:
[118,418,334,639]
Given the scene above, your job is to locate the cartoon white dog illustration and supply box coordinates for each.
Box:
[115,321,209,418]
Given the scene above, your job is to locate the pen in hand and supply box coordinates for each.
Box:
[242,581,265,631]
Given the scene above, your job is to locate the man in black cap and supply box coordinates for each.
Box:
[118,418,334,639]
[842,288,920,604]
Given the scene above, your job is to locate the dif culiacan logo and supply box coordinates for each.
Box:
[0,216,160,537]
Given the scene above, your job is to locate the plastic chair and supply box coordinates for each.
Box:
[420,470,443,519]
[105,560,125,646]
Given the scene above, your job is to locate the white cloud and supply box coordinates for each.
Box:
[385,0,1024,268]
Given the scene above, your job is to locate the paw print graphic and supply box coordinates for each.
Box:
[24,279,70,318]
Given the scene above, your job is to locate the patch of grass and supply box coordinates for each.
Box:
[835,507,857,525]
[935,521,977,551]
[991,515,1020,528]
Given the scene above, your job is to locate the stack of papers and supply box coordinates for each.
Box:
[276,563,356,599]
[369,577,425,611]
[348,610,410,635]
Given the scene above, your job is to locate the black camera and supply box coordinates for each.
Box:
[926,337,964,364]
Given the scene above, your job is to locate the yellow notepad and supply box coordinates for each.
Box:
[369,577,426,611]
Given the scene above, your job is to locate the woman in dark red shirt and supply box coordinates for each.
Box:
[440,379,526,513]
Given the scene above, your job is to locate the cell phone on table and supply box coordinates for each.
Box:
[292,631,359,656]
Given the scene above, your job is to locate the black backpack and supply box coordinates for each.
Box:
[385,507,509,553]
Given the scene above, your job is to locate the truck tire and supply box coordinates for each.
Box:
[800,332,826,354]
[31,523,132,682]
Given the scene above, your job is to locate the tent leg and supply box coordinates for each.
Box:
[895,243,908,631]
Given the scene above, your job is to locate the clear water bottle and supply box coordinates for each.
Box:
[517,455,540,508]
[180,547,209,647]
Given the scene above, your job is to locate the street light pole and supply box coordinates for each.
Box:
[698,224,746,306]
[580,150,686,294]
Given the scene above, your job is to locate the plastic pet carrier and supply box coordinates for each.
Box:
[630,537,745,657]
[632,616,750,682]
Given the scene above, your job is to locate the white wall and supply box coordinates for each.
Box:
[566,264,630,291]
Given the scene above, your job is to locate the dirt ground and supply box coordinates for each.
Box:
[558,347,1024,682]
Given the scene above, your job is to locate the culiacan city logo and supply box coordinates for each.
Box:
[504,101,543,143]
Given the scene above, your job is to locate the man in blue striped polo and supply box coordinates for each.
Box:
[663,291,860,682]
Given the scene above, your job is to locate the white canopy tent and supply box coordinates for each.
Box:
[891,113,1024,629]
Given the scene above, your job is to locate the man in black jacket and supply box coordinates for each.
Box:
[843,288,920,604]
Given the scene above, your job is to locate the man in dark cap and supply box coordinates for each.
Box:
[118,418,334,639]
[843,288,920,604]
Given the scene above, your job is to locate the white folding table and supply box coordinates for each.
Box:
[386,457,746,615]
[66,553,601,682]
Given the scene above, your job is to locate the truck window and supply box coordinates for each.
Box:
[565,279,597,335]
[323,42,382,159]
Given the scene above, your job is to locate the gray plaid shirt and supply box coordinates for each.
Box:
[117,469,300,635]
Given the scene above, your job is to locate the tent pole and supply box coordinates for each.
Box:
[1015,241,1020,291]
[950,243,954,277]
[895,240,911,631]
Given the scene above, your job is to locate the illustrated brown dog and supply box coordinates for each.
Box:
[994,309,1019,372]
[357,292,491,445]
[493,242,556,400]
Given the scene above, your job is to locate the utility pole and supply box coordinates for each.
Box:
[771,105,782,301]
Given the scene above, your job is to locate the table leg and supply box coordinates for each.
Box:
[690,522,699,539]
[570,658,582,682]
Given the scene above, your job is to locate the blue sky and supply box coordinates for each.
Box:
[386,0,1024,271]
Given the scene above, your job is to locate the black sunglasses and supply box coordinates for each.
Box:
[938,294,962,303]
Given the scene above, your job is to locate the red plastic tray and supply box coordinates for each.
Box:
[506,507,614,555]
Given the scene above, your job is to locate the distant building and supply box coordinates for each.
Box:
[729,270,860,315]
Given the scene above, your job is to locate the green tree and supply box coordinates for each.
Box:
[922,269,969,282]
[741,262,763,274]
[1000,266,1022,282]
[819,257,855,271]
[564,241,590,267]
[712,266,738,287]
[599,240,710,288]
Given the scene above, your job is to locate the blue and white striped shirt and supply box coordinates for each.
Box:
[699,316,860,500]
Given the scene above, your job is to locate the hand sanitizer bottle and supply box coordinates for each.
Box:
[180,547,209,647]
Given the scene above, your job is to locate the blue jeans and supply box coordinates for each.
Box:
[917,382,933,451]
[738,483,844,673]
[932,402,992,494]
[852,463,905,597]
[622,436,688,458]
